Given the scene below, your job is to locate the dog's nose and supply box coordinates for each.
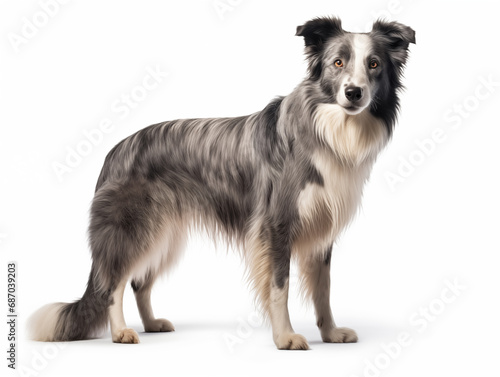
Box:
[345,86,363,103]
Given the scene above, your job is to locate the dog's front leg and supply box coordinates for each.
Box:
[301,249,358,343]
[269,249,309,350]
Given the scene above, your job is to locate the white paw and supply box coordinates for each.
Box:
[113,328,140,344]
[322,327,358,343]
[275,333,310,350]
[144,318,175,332]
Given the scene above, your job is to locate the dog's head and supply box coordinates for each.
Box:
[296,17,415,116]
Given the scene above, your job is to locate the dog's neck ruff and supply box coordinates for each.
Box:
[295,104,390,253]
[313,104,389,167]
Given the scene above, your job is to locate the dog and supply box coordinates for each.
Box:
[29,16,415,350]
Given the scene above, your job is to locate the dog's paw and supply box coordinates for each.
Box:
[275,333,310,350]
[144,318,175,333]
[113,328,140,344]
[322,327,358,343]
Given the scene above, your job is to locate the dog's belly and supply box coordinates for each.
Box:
[294,151,372,253]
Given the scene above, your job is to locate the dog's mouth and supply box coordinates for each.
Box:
[340,104,365,115]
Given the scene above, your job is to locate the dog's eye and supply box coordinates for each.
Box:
[334,59,343,68]
[369,59,379,69]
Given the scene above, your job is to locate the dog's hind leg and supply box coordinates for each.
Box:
[89,179,169,343]
[131,272,175,333]
[299,248,358,343]
[109,277,140,343]
[130,227,186,333]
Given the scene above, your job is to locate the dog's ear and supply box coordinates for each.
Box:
[296,17,343,52]
[296,17,343,79]
[371,20,415,65]
[372,20,415,45]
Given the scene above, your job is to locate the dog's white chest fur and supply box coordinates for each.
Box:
[314,104,388,165]
[295,104,388,253]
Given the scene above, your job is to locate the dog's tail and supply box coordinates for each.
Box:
[28,264,110,341]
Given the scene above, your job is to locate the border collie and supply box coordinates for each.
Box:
[29,16,415,350]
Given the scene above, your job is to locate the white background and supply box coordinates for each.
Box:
[1,0,500,376]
